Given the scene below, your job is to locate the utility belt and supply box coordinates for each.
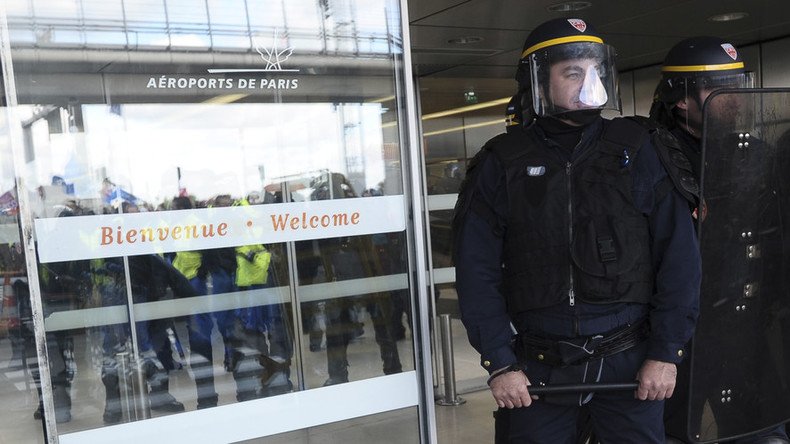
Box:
[517,319,649,367]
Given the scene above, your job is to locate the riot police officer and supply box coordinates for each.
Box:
[454,18,701,442]
[650,37,789,444]
[650,36,753,179]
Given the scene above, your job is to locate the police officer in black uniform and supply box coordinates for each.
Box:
[651,37,789,444]
[650,36,753,180]
[454,18,701,442]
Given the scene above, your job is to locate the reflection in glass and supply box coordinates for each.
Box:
[290,172,411,387]
[168,195,294,411]
[94,251,190,424]
[5,0,394,56]
[0,211,46,441]
[3,0,416,440]
[6,98,411,435]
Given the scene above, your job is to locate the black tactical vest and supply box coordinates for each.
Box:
[493,118,655,314]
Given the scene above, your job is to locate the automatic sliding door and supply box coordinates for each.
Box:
[0,1,427,442]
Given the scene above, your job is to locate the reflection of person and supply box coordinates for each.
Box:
[376,231,411,341]
[317,235,403,386]
[0,241,26,361]
[295,240,327,352]
[98,252,193,424]
[310,173,402,386]
[173,195,290,409]
[29,204,92,424]
[454,19,701,443]
[233,198,293,397]
[171,196,239,408]
[363,188,411,341]
[34,260,87,424]
[651,38,789,443]
[100,202,193,424]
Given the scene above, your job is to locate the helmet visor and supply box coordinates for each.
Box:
[529,42,620,117]
[698,71,754,90]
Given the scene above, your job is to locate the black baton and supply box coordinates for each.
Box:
[528,382,639,395]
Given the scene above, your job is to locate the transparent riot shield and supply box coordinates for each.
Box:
[687,88,790,442]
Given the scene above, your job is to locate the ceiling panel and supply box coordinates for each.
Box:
[415,48,519,77]
[407,0,790,131]
[408,0,471,22]
[410,25,524,50]
[411,0,690,30]
[407,0,790,78]
[423,65,516,81]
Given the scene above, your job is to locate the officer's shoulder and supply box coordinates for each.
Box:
[466,132,503,164]
[478,128,533,161]
[606,116,683,148]
[602,116,660,148]
[461,131,528,185]
[603,116,688,164]
[607,117,699,203]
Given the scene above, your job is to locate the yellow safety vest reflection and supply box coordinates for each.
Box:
[235,244,271,287]
[173,251,202,280]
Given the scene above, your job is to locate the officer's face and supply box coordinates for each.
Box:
[677,87,740,136]
[548,58,603,111]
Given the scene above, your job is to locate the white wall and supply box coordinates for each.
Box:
[761,38,790,87]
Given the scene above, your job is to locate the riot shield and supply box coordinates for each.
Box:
[686,88,790,442]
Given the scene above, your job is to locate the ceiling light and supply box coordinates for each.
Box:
[423,118,504,137]
[707,12,749,22]
[203,93,248,104]
[421,97,511,121]
[547,1,592,12]
[447,36,484,45]
[370,95,396,103]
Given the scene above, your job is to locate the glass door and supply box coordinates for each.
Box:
[0,1,430,442]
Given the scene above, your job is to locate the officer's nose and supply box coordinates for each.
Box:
[579,65,608,107]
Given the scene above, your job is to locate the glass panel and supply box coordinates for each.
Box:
[689,89,790,442]
[419,77,514,391]
[124,0,168,23]
[289,170,413,388]
[0,110,45,442]
[1,0,420,442]
[241,406,420,443]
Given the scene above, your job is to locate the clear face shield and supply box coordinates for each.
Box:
[682,71,755,103]
[528,42,621,118]
[679,71,755,133]
[707,71,755,89]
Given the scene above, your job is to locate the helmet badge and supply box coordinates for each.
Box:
[721,43,738,61]
[567,19,587,33]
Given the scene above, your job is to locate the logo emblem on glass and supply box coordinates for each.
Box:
[256,29,294,71]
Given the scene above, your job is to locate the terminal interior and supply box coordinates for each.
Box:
[2,0,790,442]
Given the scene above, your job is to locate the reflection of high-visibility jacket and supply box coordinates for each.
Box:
[90,258,114,288]
[235,245,271,287]
[173,251,202,280]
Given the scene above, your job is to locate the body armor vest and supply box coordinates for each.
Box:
[494,119,655,314]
